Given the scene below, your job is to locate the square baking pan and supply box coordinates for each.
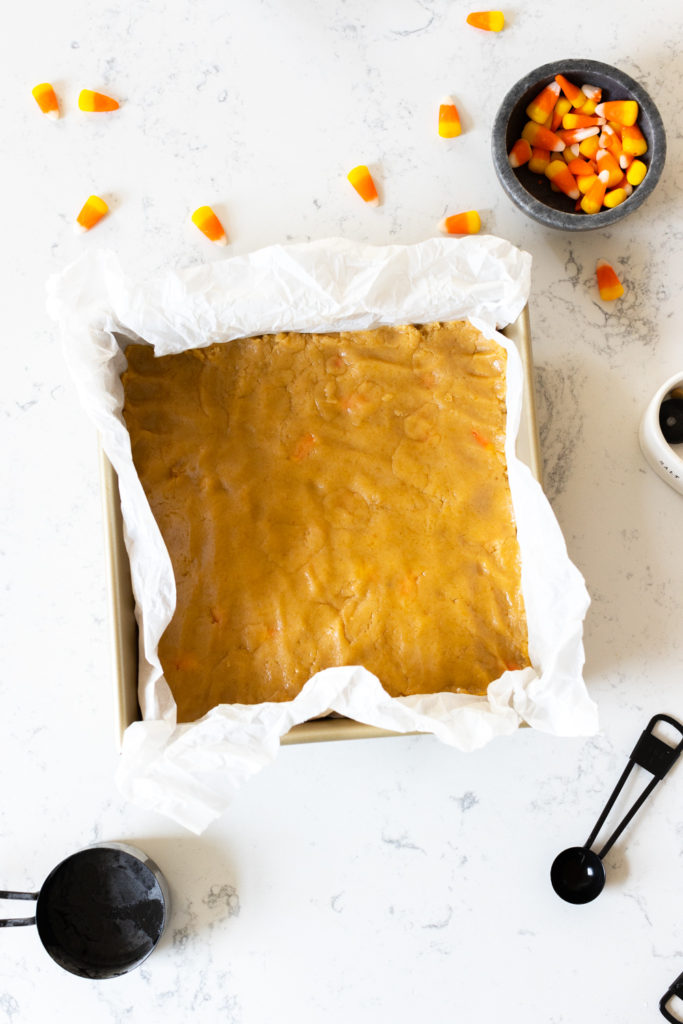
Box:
[101,307,542,748]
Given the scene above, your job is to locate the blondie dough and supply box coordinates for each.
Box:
[121,321,530,722]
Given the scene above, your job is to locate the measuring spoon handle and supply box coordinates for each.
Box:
[586,714,683,859]
[660,968,683,1022]
[0,890,39,927]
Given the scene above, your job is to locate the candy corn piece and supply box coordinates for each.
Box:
[191,205,227,245]
[78,89,120,112]
[550,96,571,131]
[626,159,647,186]
[438,96,462,138]
[596,148,623,188]
[521,121,565,152]
[596,259,624,301]
[32,83,59,120]
[621,124,647,157]
[466,10,504,31]
[578,132,600,160]
[562,113,605,129]
[526,81,561,125]
[598,125,624,162]
[581,84,602,104]
[603,188,629,209]
[508,138,532,168]
[347,165,379,205]
[75,195,109,233]
[567,157,595,177]
[528,147,550,174]
[545,160,579,200]
[438,210,481,235]
[555,74,586,108]
[576,172,598,195]
[556,126,600,146]
[580,170,609,214]
[594,100,638,126]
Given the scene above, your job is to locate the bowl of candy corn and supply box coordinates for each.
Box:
[492,59,666,230]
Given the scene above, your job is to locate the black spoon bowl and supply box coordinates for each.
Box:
[550,846,606,905]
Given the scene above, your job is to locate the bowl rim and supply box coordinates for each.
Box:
[492,58,667,231]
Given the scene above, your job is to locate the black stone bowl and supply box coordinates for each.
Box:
[492,58,666,230]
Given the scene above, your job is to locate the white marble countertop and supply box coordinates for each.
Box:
[2,1,683,1021]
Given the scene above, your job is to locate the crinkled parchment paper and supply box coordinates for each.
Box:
[47,235,597,833]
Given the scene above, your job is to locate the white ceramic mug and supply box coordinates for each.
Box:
[639,372,683,495]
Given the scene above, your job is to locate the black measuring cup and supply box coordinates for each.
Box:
[551,714,683,904]
[0,841,170,978]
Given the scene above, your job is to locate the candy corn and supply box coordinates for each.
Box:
[75,195,109,232]
[581,84,602,103]
[556,126,600,146]
[598,124,624,162]
[347,165,379,205]
[579,85,601,115]
[438,97,462,138]
[576,173,598,195]
[438,210,481,235]
[579,132,600,160]
[596,259,624,301]
[506,71,650,216]
[595,100,638,126]
[550,96,571,131]
[508,138,532,168]
[32,83,59,120]
[545,160,579,200]
[466,10,504,31]
[566,157,594,177]
[562,113,604,130]
[78,89,119,112]
[191,206,227,245]
[528,147,550,174]
[603,187,629,209]
[596,148,622,188]
[526,82,561,125]
[621,124,647,157]
[580,170,609,214]
[521,121,565,152]
[555,74,586,108]
[626,159,647,186]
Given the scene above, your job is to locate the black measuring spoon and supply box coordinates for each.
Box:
[660,968,683,1021]
[551,714,683,904]
[0,841,170,978]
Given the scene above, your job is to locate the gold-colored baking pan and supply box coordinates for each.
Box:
[101,307,542,749]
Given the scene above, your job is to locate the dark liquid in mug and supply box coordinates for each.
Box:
[36,848,165,978]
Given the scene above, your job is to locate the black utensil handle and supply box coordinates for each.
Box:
[585,714,683,859]
[632,715,683,778]
[660,968,683,1022]
[0,890,39,927]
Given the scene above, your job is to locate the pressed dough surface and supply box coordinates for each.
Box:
[121,321,530,722]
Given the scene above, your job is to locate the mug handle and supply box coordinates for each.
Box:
[0,890,39,927]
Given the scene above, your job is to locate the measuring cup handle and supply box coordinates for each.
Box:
[0,890,39,927]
